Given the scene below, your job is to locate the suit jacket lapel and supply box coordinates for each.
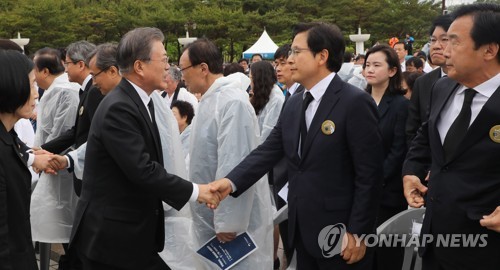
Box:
[119,79,163,164]
[300,75,341,161]
[287,95,303,164]
[377,94,394,119]
[446,84,500,164]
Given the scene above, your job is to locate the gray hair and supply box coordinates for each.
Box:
[66,41,96,67]
[168,67,182,82]
[87,43,118,71]
[117,27,164,74]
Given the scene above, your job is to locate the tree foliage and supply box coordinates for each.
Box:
[0,0,442,60]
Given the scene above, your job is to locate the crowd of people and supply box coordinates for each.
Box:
[1,3,499,270]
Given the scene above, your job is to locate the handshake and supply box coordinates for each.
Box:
[31,148,71,175]
[196,178,234,210]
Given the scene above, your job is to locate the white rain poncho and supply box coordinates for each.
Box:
[151,91,200,270]
[189,73,273,269]
[257,84,285,142]
[31,73,80,243]
[179,124,191,173]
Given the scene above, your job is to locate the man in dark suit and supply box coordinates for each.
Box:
[403,4,500,269]
[69,27,219,270]
[406,15,453,146]
[41,41,104,197]
[211,22,383,269]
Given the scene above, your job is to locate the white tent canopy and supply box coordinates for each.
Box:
[242,29,279,60]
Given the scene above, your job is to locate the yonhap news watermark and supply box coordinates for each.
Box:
[318,223,488,258]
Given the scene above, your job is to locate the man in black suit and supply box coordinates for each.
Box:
[41,41,104,197]
[211,22,383,269]
[406,15,453,145]
[403,4,500,269]
[69,27,219,270]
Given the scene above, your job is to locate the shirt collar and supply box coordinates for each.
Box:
[456,72,500,99]
[440,68,447,77]
[126,79,151,108]
[304,72,336,101]
[81,75,92,91]
[288,83,300,95]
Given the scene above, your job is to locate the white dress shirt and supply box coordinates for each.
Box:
[437,73,500,144]
[304,72,336,130]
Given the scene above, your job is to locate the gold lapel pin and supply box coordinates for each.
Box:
[321,120,335,135]
[489,125,500,143]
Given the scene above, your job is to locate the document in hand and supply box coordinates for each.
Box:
[197,232,258,270]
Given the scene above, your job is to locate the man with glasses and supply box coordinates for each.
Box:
[69,28,220,270]
[210,22,383,269]
[406,14,453,145]
[41,41,104,198]
[179,38,274,268]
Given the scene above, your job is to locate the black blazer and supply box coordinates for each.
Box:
[42,79,104,153]
[0,123,37,270]
[70,79,193,269]
[406,68,442,145]
[403,77,500,268]
[227,75,384,261]
[378,94,409,209]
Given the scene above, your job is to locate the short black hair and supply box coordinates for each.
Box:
[354,54,365,61]
[251,54,263,61]
[406,56,424,69]
[238,58,248,64]
[171,100,195,125]
[35,47,65,75]
[0,50,34,113]
[402,71,424,92]
[274,44,291,60]
[292,22,345,72]
[451,3,500,63]
[429,14,453,36]
[363,44,404,96]
[223,62,244,76]
[183,38,223,74]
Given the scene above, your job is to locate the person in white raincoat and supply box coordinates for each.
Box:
[30,48,80,244]
[180,39,273,269]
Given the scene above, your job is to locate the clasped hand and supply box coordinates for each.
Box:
[31,148,68,175]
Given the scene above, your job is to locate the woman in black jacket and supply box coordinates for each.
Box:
[364,44,410,270]
[0,50,50,270]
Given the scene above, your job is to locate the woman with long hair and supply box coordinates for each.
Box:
[364,44,409,270]
[249,61,284,142]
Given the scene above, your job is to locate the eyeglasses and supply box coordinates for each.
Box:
[146,56,169,64]
[63,60,79,67]
[288,47,311,57]
[179,63,200,73]
[430,37,449,46]
[91,66,111,79]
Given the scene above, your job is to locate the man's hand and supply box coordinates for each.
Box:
[197,184,221,209]
[403,175,427,208]
[48,155,68,171]
[209,178,233,201]
[480,206,500,233]
[216,232,237,243]
[32,154,57,175]
[341,232,366,264]
[32,148,52,156]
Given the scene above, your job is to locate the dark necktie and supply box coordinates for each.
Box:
[79,88,84,96]
[300,92,314,155]
[443,88,477,161]
[147,99,162,161]
[161,91,167,98]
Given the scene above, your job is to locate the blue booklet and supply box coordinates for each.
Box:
[196,232,258,270]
